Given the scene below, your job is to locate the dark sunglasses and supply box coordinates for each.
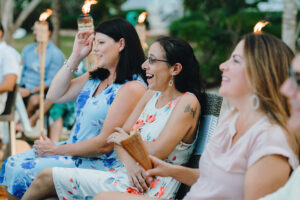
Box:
[289,67,300,88]
[146,57,169,65]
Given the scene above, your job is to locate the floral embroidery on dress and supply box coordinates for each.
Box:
[12,177,30,198]
[66,176,94,199]
[76,90,90,116]
[155,184,167,198]
[150,178,161,189]
[21,159,36,169]
[131,119,144,132]
[126,187,142,195]
[146,114,156,123]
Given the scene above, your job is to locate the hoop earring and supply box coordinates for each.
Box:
[250,94,260,110]
[168,79,173,87]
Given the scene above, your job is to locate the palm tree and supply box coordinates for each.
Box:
[51,0,61,47]
[282,0,298,52]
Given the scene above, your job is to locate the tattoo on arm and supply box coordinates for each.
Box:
[184,104,196,118]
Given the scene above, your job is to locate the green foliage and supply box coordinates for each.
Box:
[169,0,283,86]
[15,0,52,31]
[184,0,253,12]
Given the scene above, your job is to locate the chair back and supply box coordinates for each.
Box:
[175,93,223,199]
[0,84,18,120]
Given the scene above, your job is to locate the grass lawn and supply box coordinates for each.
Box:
[12,32,158,59]
[12,33,75,58]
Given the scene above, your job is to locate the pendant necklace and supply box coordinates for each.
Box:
[105,78,110,89]
[105,73,115,89]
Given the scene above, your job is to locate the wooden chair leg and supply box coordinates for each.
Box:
[9,121,16,155]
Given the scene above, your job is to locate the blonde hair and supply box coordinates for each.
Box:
[243,33,299,155]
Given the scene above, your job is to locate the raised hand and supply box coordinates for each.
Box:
[69,31,95,64]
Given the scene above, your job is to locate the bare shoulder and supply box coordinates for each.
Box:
[174,93,200,120]
[113,80,147,103]
[179,93,200,108]
[118,80,147,94]
[128,89,156,108]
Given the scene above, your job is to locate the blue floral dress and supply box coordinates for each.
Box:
[0,78,141,198]
[52,92,196,200]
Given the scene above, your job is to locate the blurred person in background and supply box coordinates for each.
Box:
[258,53,300,200]
[0,23,20,158]
[0,24,20,114]
[17,21,64,130]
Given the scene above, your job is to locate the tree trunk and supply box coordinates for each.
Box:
[1,0,14,44]
[282,0,298,52]
[1,0,41,45]
[51,0,61,47]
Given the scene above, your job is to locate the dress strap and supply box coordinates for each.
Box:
[146,92,161,108]
[167,92,188,109]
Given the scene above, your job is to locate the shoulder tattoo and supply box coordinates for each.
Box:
[184,104,196,118]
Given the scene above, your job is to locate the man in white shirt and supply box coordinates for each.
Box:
[0,24,20,114]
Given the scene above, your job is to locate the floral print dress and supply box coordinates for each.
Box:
[0,78,140,198]
[52,91,196,200]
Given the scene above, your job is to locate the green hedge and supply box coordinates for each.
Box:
[169,10,283,86]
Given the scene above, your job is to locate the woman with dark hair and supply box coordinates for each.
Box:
[21,36,204,200]
[94,33,299,200]
[0,18,147,199]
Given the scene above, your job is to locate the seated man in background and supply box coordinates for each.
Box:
[0,24,20,114]
[18,21,64,128]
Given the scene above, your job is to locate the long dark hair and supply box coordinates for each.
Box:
[90,18,146,83]
[156,36,205,102]
[0,23,4,34]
